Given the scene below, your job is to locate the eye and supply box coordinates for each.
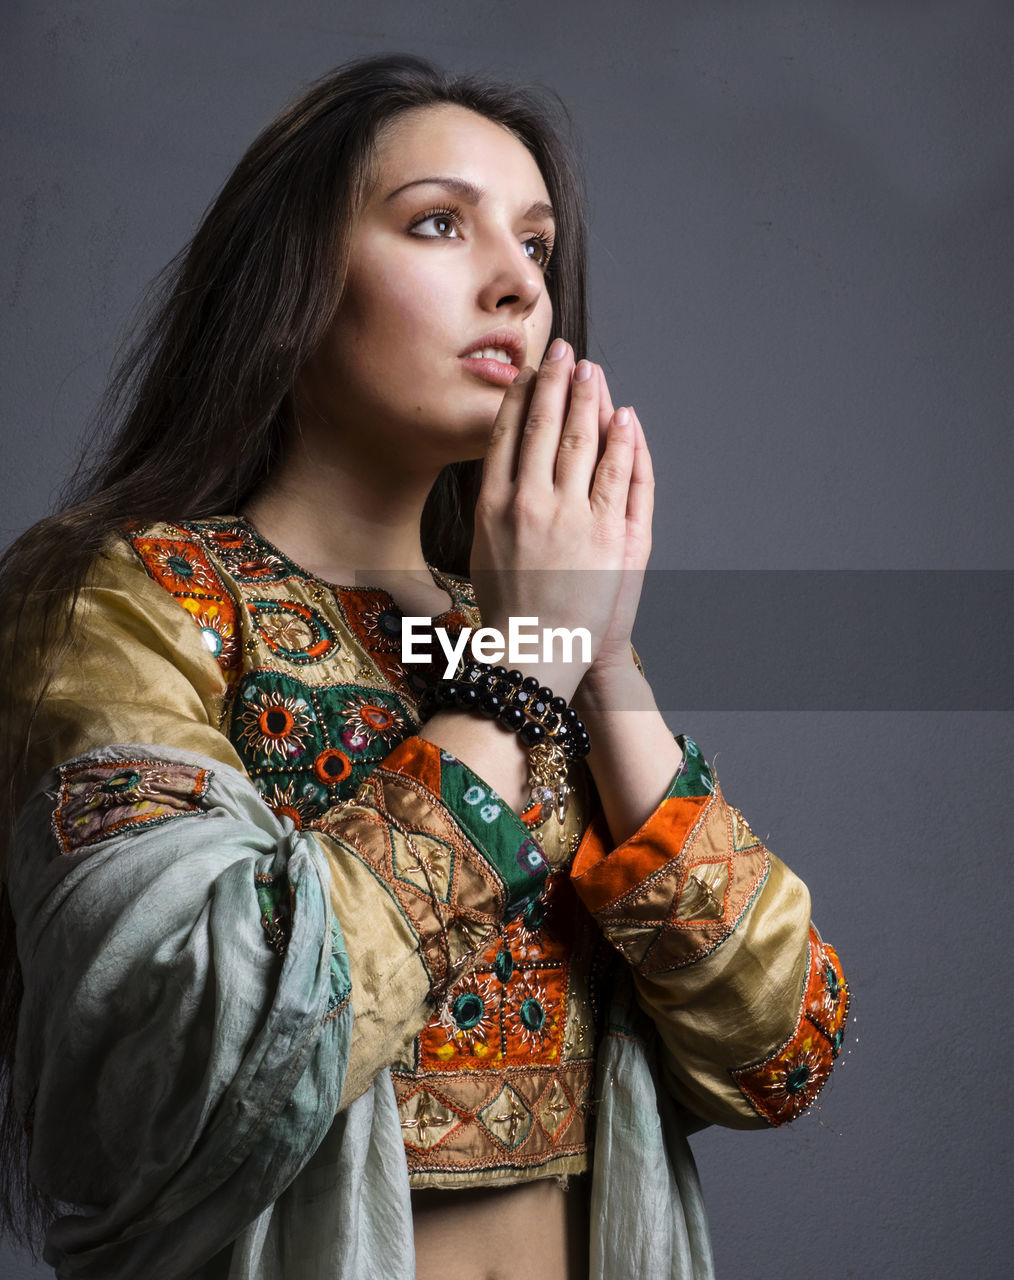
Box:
[409,207,463,239]
[523,230,555,271]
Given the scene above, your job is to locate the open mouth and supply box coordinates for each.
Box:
[462,346,515,365]
[459,350,520,385]
[458,330,524,385]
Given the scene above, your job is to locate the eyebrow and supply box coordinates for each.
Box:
[384,176,555,223]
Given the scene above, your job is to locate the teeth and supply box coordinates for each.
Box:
[468,347,513,364]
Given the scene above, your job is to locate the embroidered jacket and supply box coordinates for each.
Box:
[4,516,848,1278]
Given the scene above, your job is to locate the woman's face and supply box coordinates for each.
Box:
[297,103,556,465]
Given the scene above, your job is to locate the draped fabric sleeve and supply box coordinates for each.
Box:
[570,711,849,1130]
[4,541,547,1278]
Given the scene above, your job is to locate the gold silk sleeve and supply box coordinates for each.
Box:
[571,737,849,1129]
[16,540,245,790]
[8,538,545,1110]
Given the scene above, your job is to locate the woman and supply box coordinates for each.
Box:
[0,54,848,1279]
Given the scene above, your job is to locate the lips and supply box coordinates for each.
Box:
[458,327,526,387]
[458,327,525,368]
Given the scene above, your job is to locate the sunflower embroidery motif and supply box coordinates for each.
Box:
[257,779,322,829]
[436,973,499,1056]
[236,687,314,762]
[337,691,408,745]
[148,544,222,594]
[734,1029,834,1126]
[507,974,558,1053]
[189,607,237,662]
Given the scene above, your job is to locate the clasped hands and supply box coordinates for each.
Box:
[469,337,653,709]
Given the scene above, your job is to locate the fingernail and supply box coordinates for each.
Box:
[514,367,535,385]
[547,338,568,361]
[574,360,593,382]
[615,407,630,425]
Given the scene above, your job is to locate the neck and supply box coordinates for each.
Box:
[241,423,448,595]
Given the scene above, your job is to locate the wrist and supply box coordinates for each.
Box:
[573,656,652,722]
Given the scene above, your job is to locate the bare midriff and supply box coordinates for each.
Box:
[412,1177,590,1280]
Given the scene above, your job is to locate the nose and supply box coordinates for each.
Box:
[476,231,544,318]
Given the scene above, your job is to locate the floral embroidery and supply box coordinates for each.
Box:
[332,585,478,699]
[236,686,314,762]
[229,671,415,820]
[143,543,222,595]
[256,779,319,830]
[731,926,849,1124]
[805,933,850,1052]
[337,690,409,745]
[732,1025,835,1126]
[312,747,352,785]
[435,973,500,1055]
[179,599,237,663]
[246,599,340,665]
[505,974,559,1054]
[189,520,296,583]
[130,531,241,682]
[130,517,599,1187]
[419,872,574,1072]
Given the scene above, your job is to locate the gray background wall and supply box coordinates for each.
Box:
[2,2,1011,1277]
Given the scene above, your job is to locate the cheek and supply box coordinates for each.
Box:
[342,251,451,354]
[530,296,554,363]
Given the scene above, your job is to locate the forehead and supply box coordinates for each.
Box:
[371,104,550,203]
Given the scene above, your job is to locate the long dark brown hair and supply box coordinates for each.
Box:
[0,52,588,1250]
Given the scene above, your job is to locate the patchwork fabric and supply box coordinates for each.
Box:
[124,515,847,1172]
[417,872,583,1072]
[569,736,844,1127]
[572,750,770,972]
[51,758,211,854]
[311,743,548,999]
[731,928,850,1124]
[392,1059,594,1177]
[395,870,603,1180]
[125,517,608,1186]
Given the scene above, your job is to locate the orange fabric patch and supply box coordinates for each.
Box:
[382,735,443,795]
[731,925,850,1124]
[570,793,712,915]
[131,533,241,683]
[418,871,576,1072]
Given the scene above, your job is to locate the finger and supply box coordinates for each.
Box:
[589,408,635,515]
[624,407,654,530]
[553,359,604,497]
[595,363,616,455]
[513,338,575,491]
[480,365,537,494]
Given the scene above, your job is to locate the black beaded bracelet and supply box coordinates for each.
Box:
[417,659,591,761]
